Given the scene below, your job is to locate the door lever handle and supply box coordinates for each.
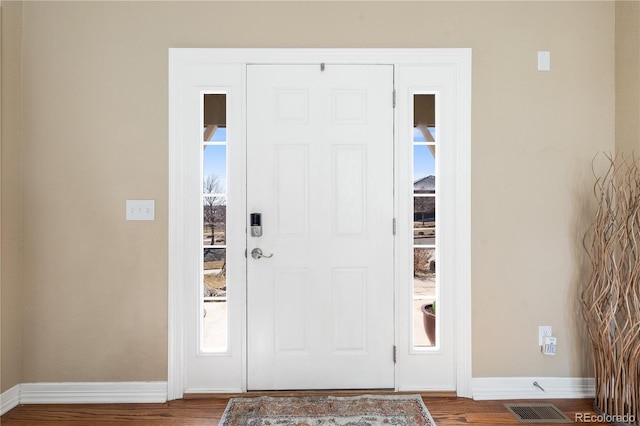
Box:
[251,248,274,259]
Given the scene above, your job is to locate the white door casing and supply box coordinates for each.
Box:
[246,64,394,390]
[168,49,472,399]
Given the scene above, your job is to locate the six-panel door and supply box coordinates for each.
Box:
[246,64,395,390]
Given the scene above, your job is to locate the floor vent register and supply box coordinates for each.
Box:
[504,403,572,424]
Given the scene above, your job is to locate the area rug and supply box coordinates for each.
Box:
[219,394,436,425]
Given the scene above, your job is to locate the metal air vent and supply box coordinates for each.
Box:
[504,403,572,423]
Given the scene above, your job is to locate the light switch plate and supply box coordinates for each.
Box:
[538,51,550,71]
[126,200,155,221]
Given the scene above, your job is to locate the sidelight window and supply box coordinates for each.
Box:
[201,93,228,352]
[412,94,437,348]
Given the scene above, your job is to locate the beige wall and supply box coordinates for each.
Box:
[616,1,640,155]
[3,1,615,385]
[1,0,24,393]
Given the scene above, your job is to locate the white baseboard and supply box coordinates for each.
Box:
[472,377,595,400]
[1,384,21,416]
[3,377,594,412]
[1,381,167,413]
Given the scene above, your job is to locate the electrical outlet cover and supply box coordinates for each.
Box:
[538,326,553,346]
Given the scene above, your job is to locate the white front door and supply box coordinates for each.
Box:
[246,64,395,390]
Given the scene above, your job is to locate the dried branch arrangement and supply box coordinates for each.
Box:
[583,154,640,425]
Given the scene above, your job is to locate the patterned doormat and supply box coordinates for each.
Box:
[219,394,436,425]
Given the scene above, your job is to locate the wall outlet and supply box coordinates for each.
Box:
[538,326,552,346]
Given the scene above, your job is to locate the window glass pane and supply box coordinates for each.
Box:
[413,94,437,349]
[414,248,435,295]
[414,248,436,347]
[414,197,436,245]
[203,196,226,246]
[208,127,227,142]
[203,94,226,142]
[201,92,228,354]
[203,300,227,351]
[414,94,436,142]
[204,126,227,142]
[413,145,435,193]
[413,126,436,142]
[203,248,226,297]
[203,145,227,194]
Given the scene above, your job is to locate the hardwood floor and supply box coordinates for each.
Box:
[1,396,611,425]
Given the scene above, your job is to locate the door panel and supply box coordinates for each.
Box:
[247,64,394,390]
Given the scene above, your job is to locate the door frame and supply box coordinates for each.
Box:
[168,48,472,400]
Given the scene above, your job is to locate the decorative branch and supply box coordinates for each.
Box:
[583,153,640,425]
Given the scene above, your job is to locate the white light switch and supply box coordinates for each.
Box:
[126,200,155,221]
[538,51,550,71]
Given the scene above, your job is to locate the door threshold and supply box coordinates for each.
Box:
[183,389,456,400]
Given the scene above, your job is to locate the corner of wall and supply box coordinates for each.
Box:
[1,0,4,398]
[615,0,640,156]
[0,0,3,399]
[0,0,24,395]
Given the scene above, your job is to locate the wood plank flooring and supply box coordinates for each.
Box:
[1,396,611,425]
